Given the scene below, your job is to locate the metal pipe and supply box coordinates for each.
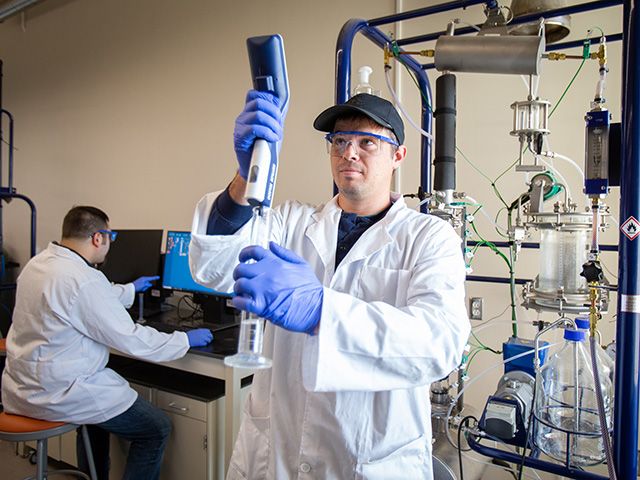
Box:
[546,32,623,52]
[367,0,489,27]
[422,32,624,70]
[467,434,609,480]
[466,275,530,285]
[435,35,544,75]
[467,240,618,251]
[0,0,41,23]
[614,1,640,477]
[334,21,433,204]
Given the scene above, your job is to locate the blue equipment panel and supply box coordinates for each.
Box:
[503,336,548,378]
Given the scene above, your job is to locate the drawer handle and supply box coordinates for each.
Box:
[167,402,189,413]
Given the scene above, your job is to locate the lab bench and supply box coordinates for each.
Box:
[105,355,252,480]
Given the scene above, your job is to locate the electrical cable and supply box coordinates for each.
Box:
[457,145,494,184]
[494,207,510,239]
[464,195,508,236]
[472,304,512,330]
[390,43,433,114]
[490,156,521,210]
[463,420,544,480]
[177,294,202,320]
[469,330,501,354]
[549,57,586,118]
[458,415,478,480]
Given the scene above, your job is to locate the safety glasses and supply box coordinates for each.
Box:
[92,229,118,242]
[325,130,399,156]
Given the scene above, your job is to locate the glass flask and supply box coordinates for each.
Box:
[533,328,612,467]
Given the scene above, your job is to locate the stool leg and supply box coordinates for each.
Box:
[80,425,98,480]
[36,438,47,480]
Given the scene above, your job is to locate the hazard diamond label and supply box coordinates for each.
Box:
[622,216,640,241]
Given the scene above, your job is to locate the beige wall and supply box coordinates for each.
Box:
[0,0,624,428]
[0,0,394,261]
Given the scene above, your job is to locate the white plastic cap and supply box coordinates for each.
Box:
[358,66,373,85]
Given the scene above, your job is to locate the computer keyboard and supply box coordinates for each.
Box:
[142,320,238,335]
[141,320,190,333]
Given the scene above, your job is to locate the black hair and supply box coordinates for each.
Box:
[62,206,110,240]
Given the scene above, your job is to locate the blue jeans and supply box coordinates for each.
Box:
[77,396,172,480]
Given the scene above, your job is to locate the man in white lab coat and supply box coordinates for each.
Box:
[190,91,470,479]
[2,205,213,480]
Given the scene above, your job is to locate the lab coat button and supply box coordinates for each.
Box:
[300,462,311,473]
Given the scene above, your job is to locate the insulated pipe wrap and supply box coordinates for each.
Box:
[435,35,544,75]
[434,73,456,192]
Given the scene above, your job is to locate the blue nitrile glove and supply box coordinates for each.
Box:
[186,328,213,347]
[232,242,323,334]
[132,276,160,293]
[233,90,284,180]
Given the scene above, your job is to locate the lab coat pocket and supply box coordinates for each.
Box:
[359,266,412,305]
[228,408,271,480]
[356,434,429,480]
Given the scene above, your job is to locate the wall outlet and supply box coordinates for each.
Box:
[470,297,483,320]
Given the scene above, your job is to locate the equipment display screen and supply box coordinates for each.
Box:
[99,229,163,284]
[163,231,226,295]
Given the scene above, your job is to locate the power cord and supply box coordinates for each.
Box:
[177,294,203,320]
[457,415,479,480]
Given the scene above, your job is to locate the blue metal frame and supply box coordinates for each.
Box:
[335,21,433,211]
[614,1,640,478]
[334,0,632,478]
[468,240,618,252]
[467,434,610,480]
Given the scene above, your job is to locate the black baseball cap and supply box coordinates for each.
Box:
[313,93,405,145]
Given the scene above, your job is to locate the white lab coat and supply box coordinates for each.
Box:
[2,242,189,425]
[190,192,470,480]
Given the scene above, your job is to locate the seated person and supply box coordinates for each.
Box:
[1,206,213,480]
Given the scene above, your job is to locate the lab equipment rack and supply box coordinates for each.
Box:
[333,1,637,478]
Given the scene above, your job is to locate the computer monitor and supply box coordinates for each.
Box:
[163,231,229,296]
[99,229,163,284]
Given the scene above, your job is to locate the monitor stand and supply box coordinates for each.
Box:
[137,293,146,324]
[130,292,163,322]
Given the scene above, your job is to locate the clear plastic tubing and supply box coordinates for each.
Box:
[224,206,273,369]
